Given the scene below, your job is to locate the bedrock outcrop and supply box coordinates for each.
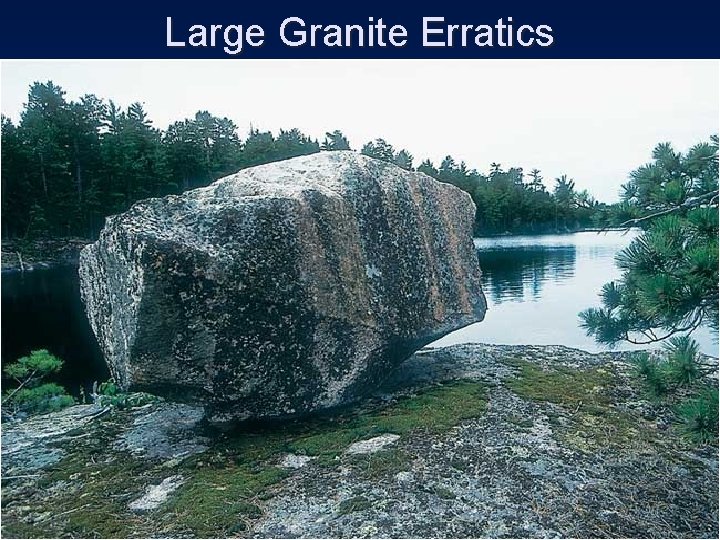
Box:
[79,151,486,423]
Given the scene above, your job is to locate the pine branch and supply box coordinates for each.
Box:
[619,190,719,228]
[1,369,38,405]
[622,314,704,345]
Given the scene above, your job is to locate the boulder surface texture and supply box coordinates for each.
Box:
[79,151,486,423]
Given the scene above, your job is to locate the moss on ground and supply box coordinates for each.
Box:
[505,359,614,414]
[346,448,412,479]
[289,380,487,462]
[165,464,288,536]
[4,454,162,538]
[504,359,660,451]
[165,380,486,536]
[505,414,534,429]
[2,380,487,538]
[337,495,372,516]
[432,485,457,499]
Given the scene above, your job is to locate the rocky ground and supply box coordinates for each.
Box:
[2,344,718,538]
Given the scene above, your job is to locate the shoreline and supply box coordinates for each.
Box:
[1,238,88,273]
[474,226,632,238]
[0,229,632,273]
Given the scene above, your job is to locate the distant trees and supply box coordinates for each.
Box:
[2,81,611,241]
[360,138,415,171]
[1,82,324,240]
[394,154,609,235]
[361,138,396,163]
[354,142,616,235]
[164,111,243,191]
[321,130,351,151]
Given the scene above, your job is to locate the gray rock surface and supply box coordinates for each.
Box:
[252,345,719,539]
[1,345,717,538]
[1,405,110,476]
[79,151,486,423]
[128,475,184,512]
[112,402,208,459]
[345,434,401,455]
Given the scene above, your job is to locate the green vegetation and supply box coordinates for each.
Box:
[360,138,615,234]
[2,349,74,418]
[577,136,718,446]
[432,485,457,500]
[631,337,717,445]
[662,335,703,386]
[580,136,718,346]
[676,387,719,445]
[168,381,484,535]
[288,380,486,463]
[44,456,157,538]
[347,448,412,480]
[505,358,660,451]
[175,380,483,533]
[632,353,672,397]
[2,81,612,242]
[415,158,615,235]
[7,380,486,537]
[505,358,614,415]
[168,463,287,536]
[337,496,372,516]
[95,380,160,409]
[632,336,711,397]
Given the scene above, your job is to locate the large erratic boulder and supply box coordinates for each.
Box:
[79,151,486,424]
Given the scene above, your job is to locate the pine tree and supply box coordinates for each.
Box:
[393,149,414,171]
[321,130,351,151]
[361,138,395,162]
[2,349,74,418]
[580,136,719,345]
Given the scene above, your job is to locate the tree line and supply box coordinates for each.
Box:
[2,81,614,240]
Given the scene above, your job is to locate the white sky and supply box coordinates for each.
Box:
[1,60,718,202]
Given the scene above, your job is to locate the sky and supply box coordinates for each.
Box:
[1,60,718,202]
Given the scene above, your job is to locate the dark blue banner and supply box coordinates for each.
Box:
[1,0,719,58]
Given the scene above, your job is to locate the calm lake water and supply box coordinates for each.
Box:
[2,231,717,392]
[433,230,718,356]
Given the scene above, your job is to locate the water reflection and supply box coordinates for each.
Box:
[479,246,576,304]
[435,231,718,356]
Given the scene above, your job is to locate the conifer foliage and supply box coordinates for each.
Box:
[2,349,74,418]
[2,81,613,242]
[580,136,719,346]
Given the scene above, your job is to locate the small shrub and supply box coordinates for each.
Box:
[98,380,119,396]
[632,337,718,447]
[632,352,671,397]
[3,349,63,380]
[633,336,708,396]
[9,383,75,413]
[337,496,371,516]
[2,349,74,417]
[95,380,159,409]
[664,335,702,386]
[676,387,719,444]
